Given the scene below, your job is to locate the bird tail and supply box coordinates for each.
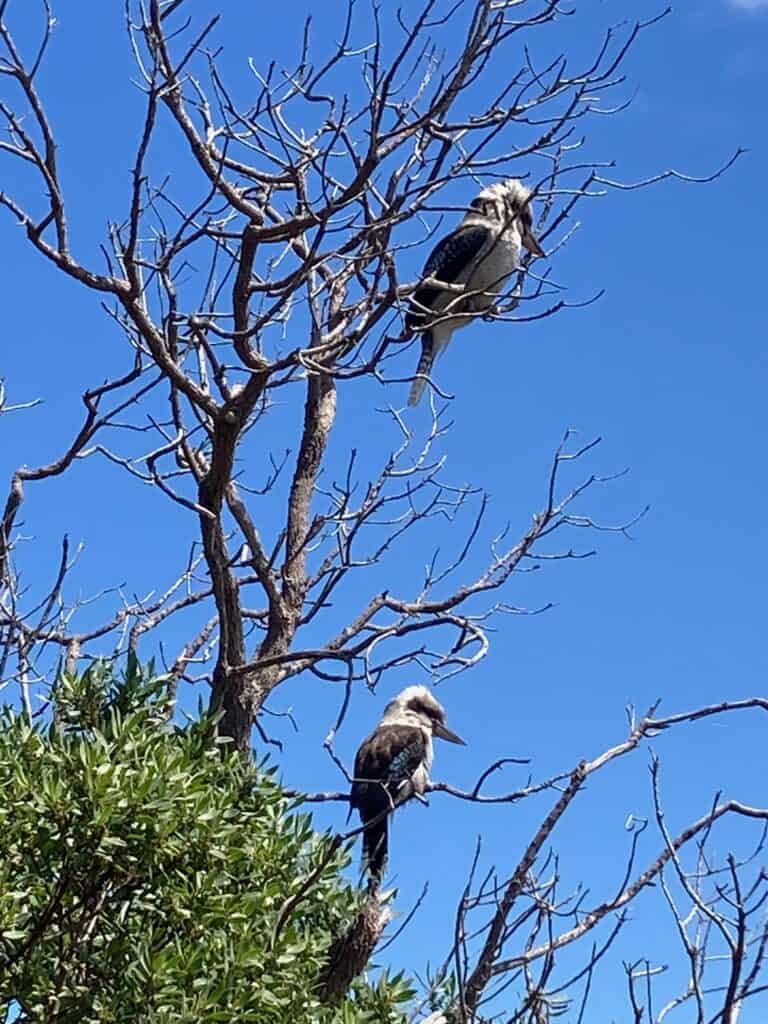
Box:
[362,813,389,882]
[407,330,435,407]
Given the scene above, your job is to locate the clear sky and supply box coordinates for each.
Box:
[1,0,767,1019]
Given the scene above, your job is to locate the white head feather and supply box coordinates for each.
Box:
[380,685,446,727]
[379,685,465,745]
[475,178,533,206]
[463,178,532,224]
[463,178,544,256]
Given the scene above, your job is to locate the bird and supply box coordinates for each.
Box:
[349,685,465,882]
[405,178,544,406]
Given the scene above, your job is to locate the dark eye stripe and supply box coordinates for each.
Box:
[409,698,441,720]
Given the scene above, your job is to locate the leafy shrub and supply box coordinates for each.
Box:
[0,659,414,1023]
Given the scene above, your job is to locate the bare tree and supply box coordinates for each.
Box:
[1,0,761,1019]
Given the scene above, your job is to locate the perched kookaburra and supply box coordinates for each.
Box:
[406,178,544,406]
[349,685,465,881]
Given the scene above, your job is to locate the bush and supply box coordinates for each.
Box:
[0,659,413,1023]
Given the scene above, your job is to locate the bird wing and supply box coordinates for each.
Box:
[405,224,490,332]
[350,724,427,807]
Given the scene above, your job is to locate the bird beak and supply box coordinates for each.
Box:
[522,229,545,258]
[433,721,466,745]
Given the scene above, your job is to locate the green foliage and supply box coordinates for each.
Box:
[0,659,411,1023]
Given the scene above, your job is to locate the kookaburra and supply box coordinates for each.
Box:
[349,685,465,881]
[406,178,544,406]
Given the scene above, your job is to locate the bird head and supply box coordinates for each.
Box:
[468,178,545,258]
[381,685,466,744]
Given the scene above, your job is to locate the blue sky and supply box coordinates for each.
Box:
[1,0,767,1018]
